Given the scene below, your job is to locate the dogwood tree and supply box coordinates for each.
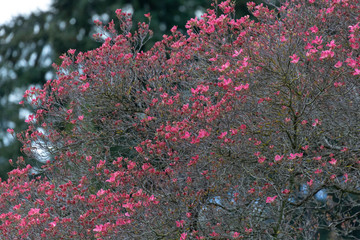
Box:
[2,0,360,239]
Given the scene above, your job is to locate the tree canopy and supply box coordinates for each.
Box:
[1,0,360,239]
[2,0,260,179]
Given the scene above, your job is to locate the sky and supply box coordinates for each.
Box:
[0,0,52,25]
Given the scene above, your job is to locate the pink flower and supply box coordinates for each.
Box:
[180,232,187,240]
[93,224,104,232]
[176,220,185,228]
[234,83,249,91]
[127,161,136,170]
[144,13,151,18]
[312,119,321,127]
[97,189,106,197]
[79,82,90,92]
[28,208,40,216]
[309,25,318,33]
[302,145,309,150]
[307,179,313,186]
[223,78,232,86]
[78,115,84,121]
[258,156,266,164]
[142,163,151,171]
[86,155,92,162]
[248,188,255,194]
[218,131,228,139]
[7,128,14,134]
[266,196,277,203]
[233,232,241,238]
[232,49,243,57]
[96,160,105,169]
[67,49,76,55]
[282,189,290,194]
[326,40,336,48]
[329,158,337,165]
[353,68,360,76]
[49,221,57,228]
[198,129,209,138]
[170,26,177,33]
[134,146,144,153]
[274,155,283,162]
[319,50,334,60]
[181,131,191,139]
[290,54,300,63]
[219,61,230,72]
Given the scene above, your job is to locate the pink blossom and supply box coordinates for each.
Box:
[142,163,151,171]
[312,36,323,45]
[93,224,104,232]
[170,26,177,33]
[181,131,191,139]
[67,49,76,55]
[234,83,249,91]
[307,179,313,186]
[7,128,14,134]
[223,78,232,86]
[319,50,334,60]
[266,195,277,203]
[28,208,40,216]
[78,115,84,121]
[218,131,228,139]
[219,61,230,72]
[49,221,57,228]
[232,49,243,57]
[282,189,290,194]
[127,161,136,170]
[97,189,106,197]
[233,232,241,238]
[248,188,255,194]
[134,146,144,153]
[176,220,185,228]
[198,129,209,138]
[274,155,283,162]
[79,82,90,92]
[353,68,360,76]
[180,232,187,240]
[289,54,300,63]
[309,25,318,33]
[312,119,321,127]
[326,40,336,48]
[258,156,266,163]
[329,158,337,165]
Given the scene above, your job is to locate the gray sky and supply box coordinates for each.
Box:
[0,0,51,24]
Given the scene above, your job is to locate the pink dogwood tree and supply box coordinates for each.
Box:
[2,0,360,239]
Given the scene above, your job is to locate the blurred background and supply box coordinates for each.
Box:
[0,0,256,180]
